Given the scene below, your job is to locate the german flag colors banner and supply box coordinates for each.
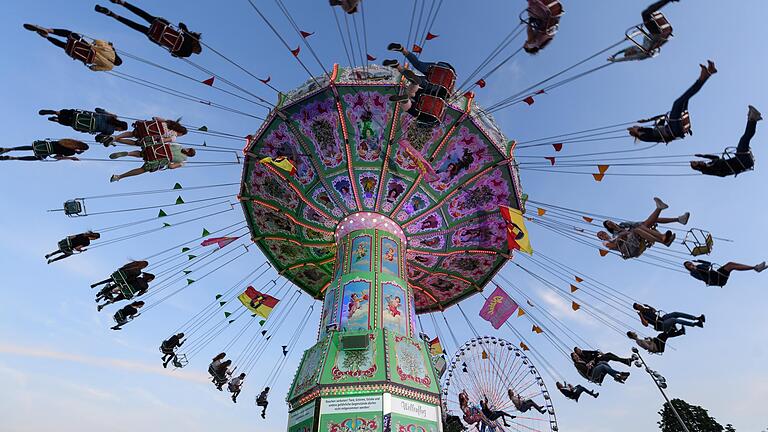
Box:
[238,286,279,319]
[499,205,533,255]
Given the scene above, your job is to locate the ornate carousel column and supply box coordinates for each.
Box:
[286,212,442,432]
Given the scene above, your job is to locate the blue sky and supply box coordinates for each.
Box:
[1,1,767,431]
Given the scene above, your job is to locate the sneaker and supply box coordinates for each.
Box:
[400,68,421,84]
[748,105,763,122]
[593,392,599,398]
[755,261,767,273]
[261,413,266,419]
[654,197,669,210]
[109,151,127,159]
[387,42,403,52]
[389,94,409,102]
[94,5,110,14]
[663,231,676,246]
[23,24,49,37]
[110,175,120,182]
[38,109,56,115]
[97,305,104,311]
[706,60,717,75]
[677,212,690,225]
[382,59,399,68]
[698,314,706,323]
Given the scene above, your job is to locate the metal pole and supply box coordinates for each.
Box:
[632,348,691,432]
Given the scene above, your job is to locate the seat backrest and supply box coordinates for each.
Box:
[651,12,673,38]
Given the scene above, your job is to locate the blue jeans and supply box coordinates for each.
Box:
[590,362,620,382]
[668,79,704,137]
[660,312,699,331]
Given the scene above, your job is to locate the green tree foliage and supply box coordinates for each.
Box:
[658,399,724,432]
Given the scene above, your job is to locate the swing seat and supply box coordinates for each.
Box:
[722,146,755,174]
[522,0,564,35]
[73,111,97,133]
[111,270,138,299]
[209,366,230,383]
[134,119,170,139]
[625,12,673,55]
[113,310,129,325]
[57,238,75,254]
[173,354,188,368]
[414,94,445,125]
[426,64,456,95]
[32,140,54,158]
[683,229,713,256]
[65,36,95,64]
[148,20,184,53]
[63,199,86,217]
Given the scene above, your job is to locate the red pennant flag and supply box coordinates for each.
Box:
[476,79,486,88]
[552,143,563,152]
[426,32,439,40]
[572,301,581,311]
[599,249,609,257]
[258,76,271,84]
[582,217,593,223]
[201,236,240,248]
[535,89,546,95]
[202,76,215,86]
[592,173,605,182]
[545,157,556,166]
[575,276,584,283]
[291,46,301,57]
[597,164,610,174]
[366,53,376,61]
[520,342,529,351]
[523,96,535,106]
[570,284,579,293]
[412,44,423,54]
[300,31,314,38]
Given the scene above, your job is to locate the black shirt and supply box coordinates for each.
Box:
[69,234,92,249]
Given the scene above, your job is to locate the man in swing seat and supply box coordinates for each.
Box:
[685,259,765,287]
[691,106,761,177]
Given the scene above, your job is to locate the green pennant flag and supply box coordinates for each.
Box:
[186,279,195,285]
[187,255,197,260]
[175,196,185,205]
[215,294,223,300]
[259,320,266,326]
[173,182,183,190]
[224,311,232,318]
[219,301,226,306]
[183,270,192,275]
[181,247,190,253]
[198,126,208,132]
[162,222,172,228]
[158,209,168,218]
[202,228,211,237]
[202,141,207,147]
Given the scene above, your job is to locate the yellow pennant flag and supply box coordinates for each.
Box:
[520,342,529,351]
[517,308,526,317]
[532,325,543,334]
[592,173,606,182]
[582,217,594,223]
[574,276,584,283]
[572,301,581,311]
[570,284,579,293]
[481,351,488,360]
[537,208,546,216]
[597,164,610,174]
[599,249,609,257]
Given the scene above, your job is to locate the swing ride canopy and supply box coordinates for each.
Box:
[240,64,524,312]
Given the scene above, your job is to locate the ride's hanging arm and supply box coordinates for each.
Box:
[262,302,316,391]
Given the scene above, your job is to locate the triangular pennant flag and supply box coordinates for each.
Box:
[526,300,535,308]
[173,182,183,190]
[202,76,215,86]
[181,247,190,253]
[187,278,195,285]
[198,126,208,132]
[300,30,314,38]
[592,173,605,182]
[532,325,543,334]
[411,44,423,54]
[258,76,271,84]
[366,53,376,61]
[291,46,301,57]
[282,345,288,356]
[572,301,581,311]
[523,96,535,106]
[599,249,609,257]
[224,311,232,318]
[219,301,227,306]
[175,196,184,205]
[552,143,563,152]
[187,255,197,260]
[228,319,236,324]
[201,236,239,248]
[202,228,211,237]
[521,193,529,205]
[517,308,525,317]
[162,222,171,228]
[536,89,546,95]
[215,294,223,300]
[570,284,579,293]
[259,320,266,326]
[261,330,267,336]
[183,270,192,275]
[537,208,546,216]
[598,164,610,174]
[520,342,529,351]
[481,350,488,359]
[575,276,584,283]
[158,209,168,217]
[425,32,439,40]
[251,314,256,318]
[582,217,594,223]
[476,79,486,88]
[267,336,271,341]
[545,157,556,166]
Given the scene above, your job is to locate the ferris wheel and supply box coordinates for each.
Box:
[442,336,558,432]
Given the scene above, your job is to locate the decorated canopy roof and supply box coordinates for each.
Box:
[239,65,524,312]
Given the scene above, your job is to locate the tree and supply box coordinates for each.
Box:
[657,399,724,432]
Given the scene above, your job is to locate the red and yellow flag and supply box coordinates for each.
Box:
[499,205,533,255]
[238,286,280,319]
[259,156,297,176]
[429,337,444,356]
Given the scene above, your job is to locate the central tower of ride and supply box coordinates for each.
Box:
[239,64,523,432]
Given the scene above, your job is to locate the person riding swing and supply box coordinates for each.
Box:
[160,332,186,368]
[111,301,144,330]
[95,1,202,58]
[691,106,761,177]
[38,108,128,144]
[23,24,122,71]
[45,231,101,264]
[609,0,678,63]
[0,139,88,162]
[108,137,196,182]
[523,0,565,54]
[256,387,270,418]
